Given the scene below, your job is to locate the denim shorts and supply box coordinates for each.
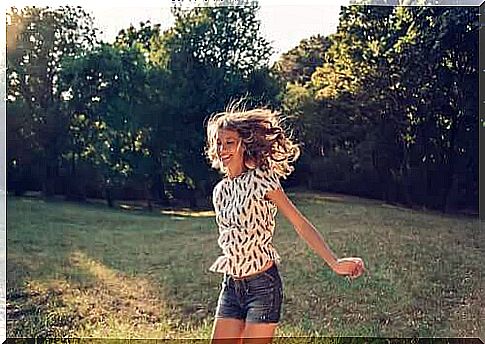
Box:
[215,263,283,323]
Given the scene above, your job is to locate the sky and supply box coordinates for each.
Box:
[4,2,346,61]
[87,4,343,61]
[7,0,481,60]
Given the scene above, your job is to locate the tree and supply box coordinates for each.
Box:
[273,34,331,86]
[280,5,478,211]
[60,44,154,207]
[104,5,281,207]
[114,21,162,53]
[412,7,478,211]
[156,4,280,205]
[167,5,273,76]
[6,6,98,196]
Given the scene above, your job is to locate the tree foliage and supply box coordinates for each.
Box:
[274,35,331,86]
[152,5,281,205]
[277,6,478,211]
[60,44,165,206]
[7,6,98,196]
[7,4,477,213]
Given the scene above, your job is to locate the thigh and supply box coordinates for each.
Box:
[244,266,283,324]
[211,317,245,343]
[215,276,245,320]
[242,322,278,344]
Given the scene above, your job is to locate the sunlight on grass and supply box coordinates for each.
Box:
[116,203,216,218]
[119,204,145,211]
[159,209,215,217]
[68,250,186,338]
[9,250,182,338]
[289,192,380,206]
[7,195,485,339]
[299,194,348,204]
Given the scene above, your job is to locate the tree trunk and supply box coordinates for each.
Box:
[440,140,457,213]
[145,179,153,212]
[440,75,463,213]
[105,185,114,208]
[373,146,391,204]
[42,158,57,198]
[65,153,87,202]
[399,148,412,206]
[153,172,169,206]
[189,193,197,209]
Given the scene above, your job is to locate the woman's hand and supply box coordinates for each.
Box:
[332,257,365,279]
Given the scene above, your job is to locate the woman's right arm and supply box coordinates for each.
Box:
[266,187,364,278]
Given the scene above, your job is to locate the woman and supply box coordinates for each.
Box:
[205,106,365,343]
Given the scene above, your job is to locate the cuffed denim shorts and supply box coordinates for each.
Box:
[215,263,283,323]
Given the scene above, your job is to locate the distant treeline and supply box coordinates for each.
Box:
[6,5,478,213]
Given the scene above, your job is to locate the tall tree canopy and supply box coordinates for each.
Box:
[6,4,477,213]
[7,6,98,196]
[273,34,331,86]
[152,5,281,204]
[276,6,478,211]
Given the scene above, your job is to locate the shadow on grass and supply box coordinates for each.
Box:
[7,195,485,339]
[7,248,216,338]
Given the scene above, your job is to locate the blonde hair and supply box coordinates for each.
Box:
[205,104,300,178]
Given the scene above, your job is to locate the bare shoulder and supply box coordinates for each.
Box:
[266,187,307,229]
[266,187,291,206]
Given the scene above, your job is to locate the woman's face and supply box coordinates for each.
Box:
[216,128,245,174]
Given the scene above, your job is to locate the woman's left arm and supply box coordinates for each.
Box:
[266,188,364,278]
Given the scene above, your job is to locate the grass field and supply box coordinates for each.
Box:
[6,192,484,339]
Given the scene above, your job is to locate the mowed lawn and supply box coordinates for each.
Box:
[7,193,484,339]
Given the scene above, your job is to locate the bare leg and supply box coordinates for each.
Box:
[241,322,278,344]
[211,318,245,344]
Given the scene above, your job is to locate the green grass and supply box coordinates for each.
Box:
[6,193,484,339]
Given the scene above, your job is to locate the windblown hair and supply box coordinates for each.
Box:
[205,104,300,178]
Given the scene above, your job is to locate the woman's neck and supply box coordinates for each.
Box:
[227,165,247,179]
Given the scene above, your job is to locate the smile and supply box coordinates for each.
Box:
[220,155,232,164]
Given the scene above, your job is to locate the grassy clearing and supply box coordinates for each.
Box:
[6,193,484,339]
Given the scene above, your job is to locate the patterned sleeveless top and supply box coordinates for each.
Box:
[209,167,281,277]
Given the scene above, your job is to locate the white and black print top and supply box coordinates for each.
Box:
[209,167,282,278]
